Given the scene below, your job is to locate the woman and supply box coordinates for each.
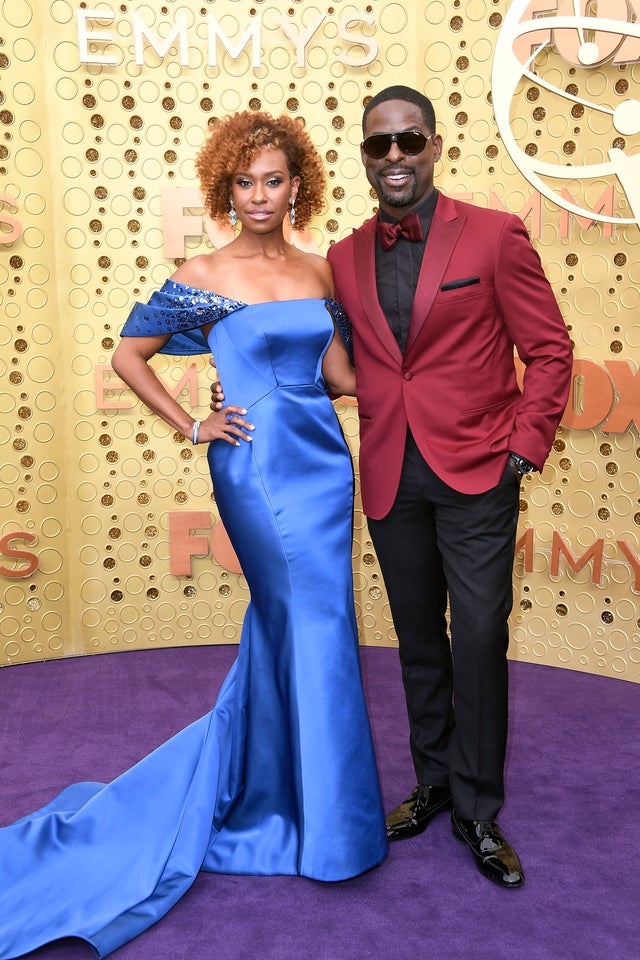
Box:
[0,112,387,959]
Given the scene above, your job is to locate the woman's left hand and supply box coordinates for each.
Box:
[198,405,254,445]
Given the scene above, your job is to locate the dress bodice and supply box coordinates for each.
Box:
[207,298,343,411]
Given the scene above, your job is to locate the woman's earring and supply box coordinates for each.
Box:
[289,198,296,226]
[229,199,238,227]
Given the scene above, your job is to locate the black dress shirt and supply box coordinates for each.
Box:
[375,189,439,352]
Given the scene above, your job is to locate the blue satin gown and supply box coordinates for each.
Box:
[0,281,387,959]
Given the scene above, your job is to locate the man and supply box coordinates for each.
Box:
[325,85,573,888]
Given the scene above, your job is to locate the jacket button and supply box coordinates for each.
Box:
[403,371,413,381]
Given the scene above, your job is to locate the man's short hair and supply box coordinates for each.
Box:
[362,85,436,135]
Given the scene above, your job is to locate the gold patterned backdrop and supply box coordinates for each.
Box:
[1,0,639,679]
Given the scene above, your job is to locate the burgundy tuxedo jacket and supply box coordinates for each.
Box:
[327,192,573,520]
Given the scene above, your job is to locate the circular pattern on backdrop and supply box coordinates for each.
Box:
[0,2,638,680]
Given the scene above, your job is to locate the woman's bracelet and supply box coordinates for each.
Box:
[191,419,201,445]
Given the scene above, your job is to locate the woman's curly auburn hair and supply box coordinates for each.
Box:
[195,111,327,231]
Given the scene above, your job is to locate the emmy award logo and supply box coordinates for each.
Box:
[492,0,640,228]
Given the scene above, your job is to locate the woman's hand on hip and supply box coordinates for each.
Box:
[198,406,254,445]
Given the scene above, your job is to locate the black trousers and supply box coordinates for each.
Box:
[367,432,520,821]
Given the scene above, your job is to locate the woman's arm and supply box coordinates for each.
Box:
[321,328,356,398]
[112,335,254,445]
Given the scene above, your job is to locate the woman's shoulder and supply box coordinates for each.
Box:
[293,247,334,295]
[170,252,222,290]
[294,247,330,270]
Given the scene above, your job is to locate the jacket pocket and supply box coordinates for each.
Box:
[462,394,516,417]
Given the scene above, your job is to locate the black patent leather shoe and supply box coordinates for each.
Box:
[385,784,453,841]
[451,810,524,888]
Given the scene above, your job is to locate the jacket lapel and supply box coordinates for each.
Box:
[404,195,465,356]
[353,218,403,364]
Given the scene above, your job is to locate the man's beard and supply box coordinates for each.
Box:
[374,169,417,208]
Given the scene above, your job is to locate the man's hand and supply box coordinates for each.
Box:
[210,381,225,411]
[209,358,225,411]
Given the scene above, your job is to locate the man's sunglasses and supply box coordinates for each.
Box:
[361,130,433,160]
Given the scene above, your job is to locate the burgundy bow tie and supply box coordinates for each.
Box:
[376,212,423,251]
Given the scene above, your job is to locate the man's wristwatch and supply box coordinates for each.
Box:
[509,452,536,476]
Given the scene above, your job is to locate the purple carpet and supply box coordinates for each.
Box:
[1,646,638,960]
